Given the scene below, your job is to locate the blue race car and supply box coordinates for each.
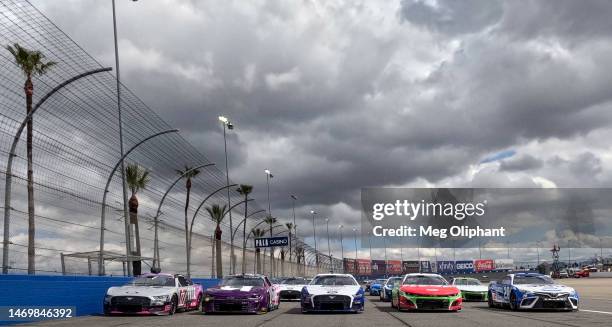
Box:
[380,276,402,302]
[488,273,579,311]
[369,279,386,296]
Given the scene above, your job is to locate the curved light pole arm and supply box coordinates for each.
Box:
[152,163,215,270]
[231,209,266,240]
[98,128,179,275]
[188,183,238,239]
[2,67,112,274]
[190,198,254,248]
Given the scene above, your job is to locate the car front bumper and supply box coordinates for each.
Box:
[518,294,578,310]
[202,297,267,314]
[398,293,462,311]
[301,295,364,313]
[461,291,488,301]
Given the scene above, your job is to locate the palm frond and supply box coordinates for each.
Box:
[205,204,228,224]
[125,163,150,194]
[236,184,253,196]
[6,43,55,77]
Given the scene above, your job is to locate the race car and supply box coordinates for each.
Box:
[202,274,279,314]
[277,277,309,300]
[451,277,488,301]
[301,273,365,313]
[104,273,203,315]
[391,273,462,311]
[380,276,402,302]
[369,278,386,296]
[488,273,579,311]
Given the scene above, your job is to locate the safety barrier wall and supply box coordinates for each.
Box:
[0,274,220,324]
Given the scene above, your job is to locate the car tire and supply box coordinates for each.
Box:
[196,294,203,312]
[509,292,518,311]
[487,292,495,308]
[169,295,178,315]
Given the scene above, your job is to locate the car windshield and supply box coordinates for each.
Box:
[311,275,358,286]
[513,275,555,285]
[375,279,386,284]
[454,278,482,286]
[385,277,402,286]
[402,275,448,286]
[220,276,265,287]
[281,278,308,285]
[129,275,175,287]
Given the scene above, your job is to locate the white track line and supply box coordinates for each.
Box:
[581,309,612,315]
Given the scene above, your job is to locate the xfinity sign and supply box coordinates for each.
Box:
[254,237,289,248]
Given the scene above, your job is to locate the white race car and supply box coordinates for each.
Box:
[104,273,203,315]
[277,277,309,301]
[301,273,365,313]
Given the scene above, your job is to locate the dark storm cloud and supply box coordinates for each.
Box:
[29,0,612,249]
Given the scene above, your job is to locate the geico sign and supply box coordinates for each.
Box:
[456,262,473,270]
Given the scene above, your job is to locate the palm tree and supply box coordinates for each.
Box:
[176,165,200,277]
[6,43,55,274]
[264,215,277,276]
[125,163,150,276]
[295,245,304,276]
[252,228,266,274]
[236,184,253,274]
[206,204,227,278]
[285,222,293,276]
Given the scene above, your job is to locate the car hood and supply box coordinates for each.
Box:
[515,284,576,294]
[456,285,488,293]
[206,285,267,295]
[305,285,361,296]
[400,285,459,296]
[106,285,174,297]
[278,284,306,291]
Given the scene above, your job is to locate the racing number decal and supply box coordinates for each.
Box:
[179,289,187,307]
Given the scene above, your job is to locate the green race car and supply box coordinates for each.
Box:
[450,277,488,302]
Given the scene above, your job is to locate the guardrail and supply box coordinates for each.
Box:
[0,274,220,324]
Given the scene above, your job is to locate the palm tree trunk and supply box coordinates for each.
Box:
[25,77,35,275]
[281,251,285,276]
[185,181,191,277]
[241,195,248,274]
[129,194,141,275]
[215,225,223,278]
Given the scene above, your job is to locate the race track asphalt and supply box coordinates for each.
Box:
[25,295,612,327]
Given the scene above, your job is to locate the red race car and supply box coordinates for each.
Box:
[391,273,462,311]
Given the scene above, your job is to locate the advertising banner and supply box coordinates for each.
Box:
[420,260,432,273]
[371,260,386,275]
[387,260,402,274]
[343,258,356,274]
[474,259,494,272]
[402,260,420,273]
[455,260,475,274]
[356,259,371,276]
[495,259,514,271]
[436,260,456,274]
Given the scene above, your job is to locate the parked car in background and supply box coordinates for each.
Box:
[202,274,279,314]
[104,273,203,315]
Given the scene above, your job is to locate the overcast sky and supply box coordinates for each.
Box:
[27,0,612,263]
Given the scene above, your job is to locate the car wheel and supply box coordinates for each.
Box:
[487,291,495,308]
[391,297,395,308]
[509,292,518,311]
[169,295,178,315]
[196,294,203,312]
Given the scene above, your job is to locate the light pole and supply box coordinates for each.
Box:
[339,225,344,273]
[291,195,297,268]
[264,169,273,275]
[353,228,358,274]
[311,210,319,271]
[111,0,135,278]
[325,218,333,273]
[98,129,179,276]
[536,241,541,266]
[218,115,235,274]
[2,67,112,274]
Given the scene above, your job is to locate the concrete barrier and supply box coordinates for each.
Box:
[588,271,612,278]
[0,274,219,324]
